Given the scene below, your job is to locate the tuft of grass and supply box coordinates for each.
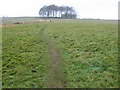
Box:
[2,19,118,88]
[44,21,118,88]
[2,23,49,88]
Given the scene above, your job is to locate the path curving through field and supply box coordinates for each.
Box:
[39,24,65,88]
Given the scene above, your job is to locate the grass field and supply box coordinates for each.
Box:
[2,18,118,88]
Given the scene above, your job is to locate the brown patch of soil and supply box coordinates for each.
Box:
[2,23,15,28]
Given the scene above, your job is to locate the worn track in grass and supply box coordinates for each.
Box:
[40,24,64,88]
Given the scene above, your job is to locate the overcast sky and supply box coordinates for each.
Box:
[0,0,119,19]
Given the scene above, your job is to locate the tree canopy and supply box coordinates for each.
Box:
[39,4,77,19]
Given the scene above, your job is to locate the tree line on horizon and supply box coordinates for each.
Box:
[39,4,77,19]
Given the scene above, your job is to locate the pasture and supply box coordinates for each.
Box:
[2,18,118,88]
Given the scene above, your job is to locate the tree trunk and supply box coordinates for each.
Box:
[47,11,49,17]
[53,11,54,17]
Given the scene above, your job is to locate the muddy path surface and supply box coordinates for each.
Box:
[39,24,65,88]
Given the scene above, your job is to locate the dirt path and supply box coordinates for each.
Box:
[40,24,65,88]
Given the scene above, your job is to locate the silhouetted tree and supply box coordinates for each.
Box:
[39,5,48,17]
[39,5,77,19]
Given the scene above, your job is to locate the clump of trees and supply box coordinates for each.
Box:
[39,4,77,19]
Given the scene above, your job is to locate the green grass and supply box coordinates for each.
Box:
[2,23,49,88]
[44,21,118,88]
[2,19,118,88]
[0,26,2,89]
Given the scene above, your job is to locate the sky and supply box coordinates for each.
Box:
[0,0,119,19]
